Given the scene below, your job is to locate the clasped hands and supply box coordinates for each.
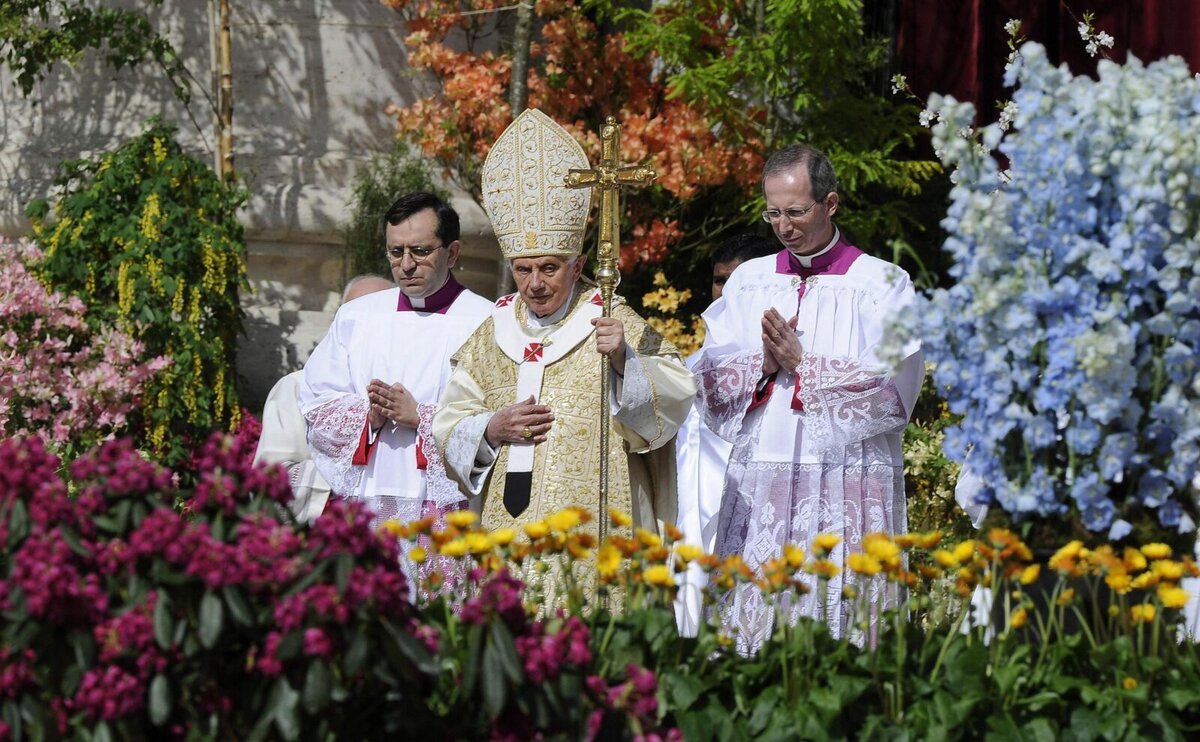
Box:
[482,318,627,448]
[367,378,420,431]
[761,308,802,375]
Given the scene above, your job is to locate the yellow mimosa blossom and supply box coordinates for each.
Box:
[491,528,516,546]
[439,539,468,557]
[1141,543,1172,560]
[1130,603,1156,623]
[1009,607,1027,629]
[1123,677,1138,690]
[409,547,427,563]
[783,544,805,569]
[1019,564,1041,585]
[524,521,549,539]
[846,552,882,576]
[546,508,582,533]
[1151,559,1184,581]
[609,509,633,527]
[812,533,841,554]
[676,544,704,563]
[643,564,674,587]
[1158,584,1189,609]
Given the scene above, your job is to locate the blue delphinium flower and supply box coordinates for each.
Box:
[883,43,1200,540]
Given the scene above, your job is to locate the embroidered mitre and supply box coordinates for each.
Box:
[481,108,592,260]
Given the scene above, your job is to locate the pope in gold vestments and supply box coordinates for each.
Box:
[432,109,695,537]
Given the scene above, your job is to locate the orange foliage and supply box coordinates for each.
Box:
[381,0,763,268]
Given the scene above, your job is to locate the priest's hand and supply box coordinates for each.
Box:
[592,317,627,375]
[367,379,420,430]
[485,395,554,447]
[761,309,801,375]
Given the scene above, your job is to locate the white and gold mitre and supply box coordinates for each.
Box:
[481,108,592,260]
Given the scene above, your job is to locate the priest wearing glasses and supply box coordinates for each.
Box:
[692,144,925,652]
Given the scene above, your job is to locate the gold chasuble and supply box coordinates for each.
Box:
[435,285,694,533]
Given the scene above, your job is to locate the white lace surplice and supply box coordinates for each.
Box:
[298,287,492,522]
[695,250,924,653]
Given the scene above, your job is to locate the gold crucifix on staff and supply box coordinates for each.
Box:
[565,115,656,539]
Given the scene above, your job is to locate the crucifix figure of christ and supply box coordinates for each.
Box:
[565,115,656,539]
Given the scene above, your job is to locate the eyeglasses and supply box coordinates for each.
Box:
[761,202,820,223]
[385,244,444,262]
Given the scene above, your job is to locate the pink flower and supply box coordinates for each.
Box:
[71,665,144,721]
[303,627,334,659]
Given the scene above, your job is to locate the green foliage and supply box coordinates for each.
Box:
[904,375,972,539]
[26,121,248,465]
[595,0,947,318]
[343,141,447,281]
[0,0,189,103]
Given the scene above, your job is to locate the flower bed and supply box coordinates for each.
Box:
[4,434,1200,739]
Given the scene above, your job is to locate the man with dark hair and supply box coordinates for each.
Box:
[692,144,925,651]
[298,190,492,549]
[711,233,775,301]
[676,233,774,633]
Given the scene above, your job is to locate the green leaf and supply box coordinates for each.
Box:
[302,661,332,714]
[335,552,354,592]
[666,672,703,711]
[748,684,781,735]
[1068,707,1102,742]
[482,641,508,720]
[275,631,303,662]
[273,677,301,742]
[93,720,113,742]
[57,524,92,557]
[1163,687,1200,711]
[343,630,369,677]
[380,617,438,674]
[5,499,28,546]
[148,674,171,726]
[153,592,174,649]
[489,619,523,683]
[461,623,484,698]
[198,590,224,648]
[222,585,254,627]
[1027,718,1058,742]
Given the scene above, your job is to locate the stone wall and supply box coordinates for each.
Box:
[0,0,501,414]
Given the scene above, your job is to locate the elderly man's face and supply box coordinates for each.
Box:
[763,164,838,257]
[385,208,460,299]
[511,255,583,317]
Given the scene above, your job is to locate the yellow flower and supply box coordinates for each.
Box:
[1123,676,1138,690]
[439,539,468,557]
[812,533,841,554]
[445,511,478,528]
[951,539,977,564]
[643,564,674,587]
[466,533,492,554]
[932,549,959,568]
[664,523,685,542]
[863,533,901,568]
[1105,572,1133,594]
[1141,543,1172,560]
[409,547,427,563]
[379,520,405,538]
[1018,564,1041,585]
[783,544,806,569]
[524,521,549,539]
[915,531,944,550]
[546,508,582,533]
[1056,587,1077,606]
[1122,547,1147,572]
[1151,559,1184,581]
[491,528,517,546]
[805,558,841,579]
[1158,584,1189,609]
[609,509,633,527]
[635,528,663,548]
[596,544,622,580]
[847,553,882,576]
[1130,603,1156,623]
[1131,571,1159,590]
[1009,607,1028,629]
[676,544,704,563]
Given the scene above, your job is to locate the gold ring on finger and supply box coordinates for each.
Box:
[522,426,533,440]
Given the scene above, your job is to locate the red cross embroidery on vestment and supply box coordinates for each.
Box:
[495,294,515,307]
[589,292,604,306]
[522,343,544,363]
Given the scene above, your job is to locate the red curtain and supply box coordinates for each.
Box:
[896,0,1200,120]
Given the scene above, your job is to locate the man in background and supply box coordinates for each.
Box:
[253,274,393,523]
